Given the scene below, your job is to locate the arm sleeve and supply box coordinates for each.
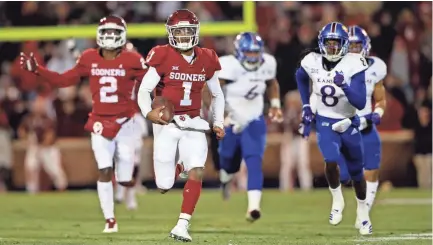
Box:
[206,71,225,126]
[137,67,161,118]
[295,67,311,106]
[343,71,367,110]
[36,62,85,87]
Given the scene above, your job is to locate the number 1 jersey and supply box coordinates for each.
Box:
[301,52,368,119]
[219,53,277,125]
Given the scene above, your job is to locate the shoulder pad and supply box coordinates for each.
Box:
[342,53,369,77]
[145,45,168,68]
[370,56,387,81]
[77,48,98,65]
[300,52,320,70]
[201,47,221,71]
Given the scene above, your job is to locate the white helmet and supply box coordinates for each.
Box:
[97,15,127,50]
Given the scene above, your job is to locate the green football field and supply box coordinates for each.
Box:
[0,189,431,245]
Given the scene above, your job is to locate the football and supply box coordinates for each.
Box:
[151,96,175,122]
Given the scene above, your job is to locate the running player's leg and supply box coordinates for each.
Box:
[218,126,242,199]
[341,126,371,235]
[240,116,267,222]
[170,129,208,241]
[361,125,381,211]
[40,146,67,191]
[91,133,117,233]
[315,115,345,226]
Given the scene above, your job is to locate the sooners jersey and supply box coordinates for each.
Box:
[219,53,276,124]
[302,52,368,119]
[357,56,387,116]
[145,45,221,118]
[36,49,147,118]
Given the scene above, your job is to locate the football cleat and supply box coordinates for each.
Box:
[176,161,188,180]
[219,170,234,200]
[103,218,118,233]
[359,220,373,235]
[246,210,261,223]
[329,208,344,225]
[169,224,192,242]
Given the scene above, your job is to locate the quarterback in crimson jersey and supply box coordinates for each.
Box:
[138,9,225,242]
[20,15,147,233]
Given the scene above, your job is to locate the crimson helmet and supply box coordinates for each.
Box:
[97,15,127,50]
[166,9,200,51]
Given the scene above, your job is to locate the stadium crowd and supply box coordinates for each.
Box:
[0,1,431,191]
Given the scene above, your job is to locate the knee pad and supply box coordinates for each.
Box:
[155,176,175,191]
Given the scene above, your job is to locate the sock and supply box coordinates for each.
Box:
[126,186,136,204]
[180,179,202,216]
[247,190,262,211]
[366,181,379,211]
[356,197,370,222]
[115,183,125,201]
[97,181,115,220]
[177,213,191,227]
[329,185,345,209]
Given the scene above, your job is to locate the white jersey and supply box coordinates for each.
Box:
[357,56,387,116]
[301,52,368,119]
[219,53,277,125]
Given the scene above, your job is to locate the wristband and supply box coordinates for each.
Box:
[374,107,384,117]
[270,98,281,109]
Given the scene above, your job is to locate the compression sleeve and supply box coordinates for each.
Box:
[295,67,311,106]
[343,71,367,110]
[138,67,161,118]
[206,71,225,128]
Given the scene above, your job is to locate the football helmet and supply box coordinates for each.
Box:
[166,9,200,51]
[348,25,371,57]
[97,15,127,50]
[318,22,349,62]
[234,32,264,71]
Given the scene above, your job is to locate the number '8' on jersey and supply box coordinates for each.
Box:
[301,52,368,119]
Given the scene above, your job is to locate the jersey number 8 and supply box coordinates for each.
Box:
[320,85,339,107]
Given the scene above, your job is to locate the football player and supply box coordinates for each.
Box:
[20,15,147,233]
[338,26,386,228]
[296,22,372,235]
[217,32,282,222]
[137,9,225,242]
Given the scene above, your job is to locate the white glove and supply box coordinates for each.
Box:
[358,116,368,131]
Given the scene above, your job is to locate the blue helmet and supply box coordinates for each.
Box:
[318,22,349,62]
[234,32,264,70]
[348,25,371,57]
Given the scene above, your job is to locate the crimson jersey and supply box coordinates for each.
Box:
[146,45,221,117]
[36,49,147,119]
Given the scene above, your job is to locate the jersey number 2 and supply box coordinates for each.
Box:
[180,81,192,106]
[320,85,338,107]
[99,76,118,103]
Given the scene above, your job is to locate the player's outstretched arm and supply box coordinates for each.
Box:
[367,80,386,125]
[295,67,311,106]
[206,71,225,129]
[341,71,367,110]
[20,52,84,87]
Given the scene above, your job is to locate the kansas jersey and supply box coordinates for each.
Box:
[219,53,277,125]
[357,56,387,116]
[301,52,369,119]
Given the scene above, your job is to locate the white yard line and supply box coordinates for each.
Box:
[355,233,433,242]
[377,198,432,205]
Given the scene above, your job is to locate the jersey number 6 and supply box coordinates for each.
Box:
[244,85,260,100]
[320,85,338,107]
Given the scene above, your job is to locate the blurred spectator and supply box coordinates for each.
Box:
[0,104,12,192]
[279,91,312,191]
[413,100,432,189]
[18,96,67,193]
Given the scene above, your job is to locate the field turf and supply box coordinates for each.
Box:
[0,188,431,245]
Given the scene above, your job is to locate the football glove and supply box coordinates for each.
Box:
[20,52,38,73]
[333,71,347,88]
[365,112,381,125]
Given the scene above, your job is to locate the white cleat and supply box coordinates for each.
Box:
[102,218,118,233]
[169,224,192,242]
[126,199,137,210]
[329,202,344,226]
[358,220,373,235]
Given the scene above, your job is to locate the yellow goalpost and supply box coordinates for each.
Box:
[0,1,256,42]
